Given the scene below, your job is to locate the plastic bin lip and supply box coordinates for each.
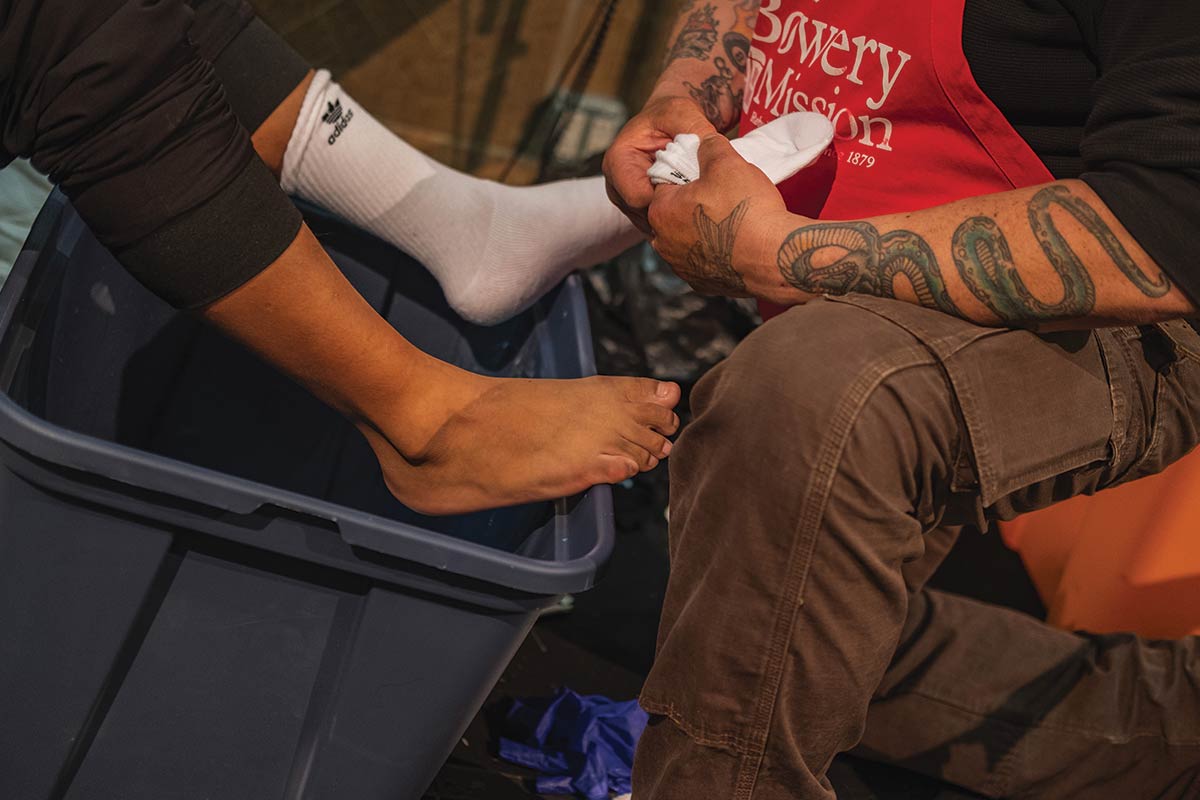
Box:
[0,193,615,595]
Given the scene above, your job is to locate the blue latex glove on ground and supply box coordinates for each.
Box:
[498,687,648,799]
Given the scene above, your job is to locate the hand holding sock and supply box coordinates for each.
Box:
[647,112,834,186]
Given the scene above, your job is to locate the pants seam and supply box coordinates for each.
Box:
[901,686,1200,746]
[639,699,753,755]
[1115,372,1165,482]
[733,344,940,799]
[1096,329,1131,466]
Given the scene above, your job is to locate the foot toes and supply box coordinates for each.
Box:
[597,455,639,484]
[636,402,680,436]
[631,443,658,470]
[623,423,673,459]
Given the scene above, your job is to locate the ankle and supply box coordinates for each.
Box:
[359,358,491,463]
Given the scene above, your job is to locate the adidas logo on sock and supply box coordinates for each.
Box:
[322,98,354,145]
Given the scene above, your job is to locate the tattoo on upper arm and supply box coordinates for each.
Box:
[665,3,720,66]
[689,200,750,294]
[776,185,1171,322]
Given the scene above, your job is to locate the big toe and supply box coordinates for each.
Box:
[623,378,680,408]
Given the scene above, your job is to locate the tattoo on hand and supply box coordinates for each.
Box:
[665,3,719,66]
[688,200,750,295]
[777,185,1171,322]
[685,57,742,131]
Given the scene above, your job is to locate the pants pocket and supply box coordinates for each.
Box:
[826,296,1117,507]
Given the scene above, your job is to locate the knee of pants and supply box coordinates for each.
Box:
[676,298,965,537]
[689,298,937,447]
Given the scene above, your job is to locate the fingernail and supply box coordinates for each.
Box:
[661,441,673,456]
[656,382,674,398]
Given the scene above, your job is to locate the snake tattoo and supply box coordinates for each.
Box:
[776,185,1171,322]
[776,221,958,313]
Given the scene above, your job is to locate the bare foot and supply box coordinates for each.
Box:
[358,364,681,515]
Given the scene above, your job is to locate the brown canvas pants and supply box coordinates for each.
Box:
[633,295,1200,800]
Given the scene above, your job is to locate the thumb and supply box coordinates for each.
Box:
[696,133,740,175]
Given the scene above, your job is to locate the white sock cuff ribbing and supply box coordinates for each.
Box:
[280,70,435,222]
[278,69,332,194]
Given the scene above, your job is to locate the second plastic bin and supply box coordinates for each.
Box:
[0,193,615,800]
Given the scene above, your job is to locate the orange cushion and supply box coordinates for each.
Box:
[999,449,1200,639]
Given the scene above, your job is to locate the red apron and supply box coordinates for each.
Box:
[739,0,1200,639]
[740,0,1054,318]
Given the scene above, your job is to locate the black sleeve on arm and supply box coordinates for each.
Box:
[186,1,312,133]
[1069,0,1200,305]
[3,0,301,309]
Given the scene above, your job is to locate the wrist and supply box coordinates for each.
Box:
[643,87,699,119]
[740,210,818,305]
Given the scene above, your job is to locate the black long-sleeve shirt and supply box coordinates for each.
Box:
[0,0,1197,310]
[0,0,300,308]
[964,0,1200,307]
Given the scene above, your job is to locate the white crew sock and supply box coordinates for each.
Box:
[281,70,641,325]
[282,73,833,325]
[647,112,834,186]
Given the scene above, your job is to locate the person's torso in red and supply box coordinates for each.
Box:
[739,0,1055,317]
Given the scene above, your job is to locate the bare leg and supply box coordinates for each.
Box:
[201,197,679,514]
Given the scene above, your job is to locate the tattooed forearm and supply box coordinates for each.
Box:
[777,221,960,314]
[777,185,1171,323]
[688,200,750,294]
[665,3,720,66]
[661,1,756,131]
[952,185,1169,321]
[684,57,742,131]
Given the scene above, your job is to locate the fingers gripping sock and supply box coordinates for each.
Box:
[645,134,704,186]
[281,71,642,325]
[647,112,835,186]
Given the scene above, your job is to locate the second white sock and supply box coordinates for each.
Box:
[647,112,834,186]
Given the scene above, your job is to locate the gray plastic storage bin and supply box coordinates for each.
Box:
[0,192,615,800]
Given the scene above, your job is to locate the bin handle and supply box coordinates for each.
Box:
[332,511,479,571]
